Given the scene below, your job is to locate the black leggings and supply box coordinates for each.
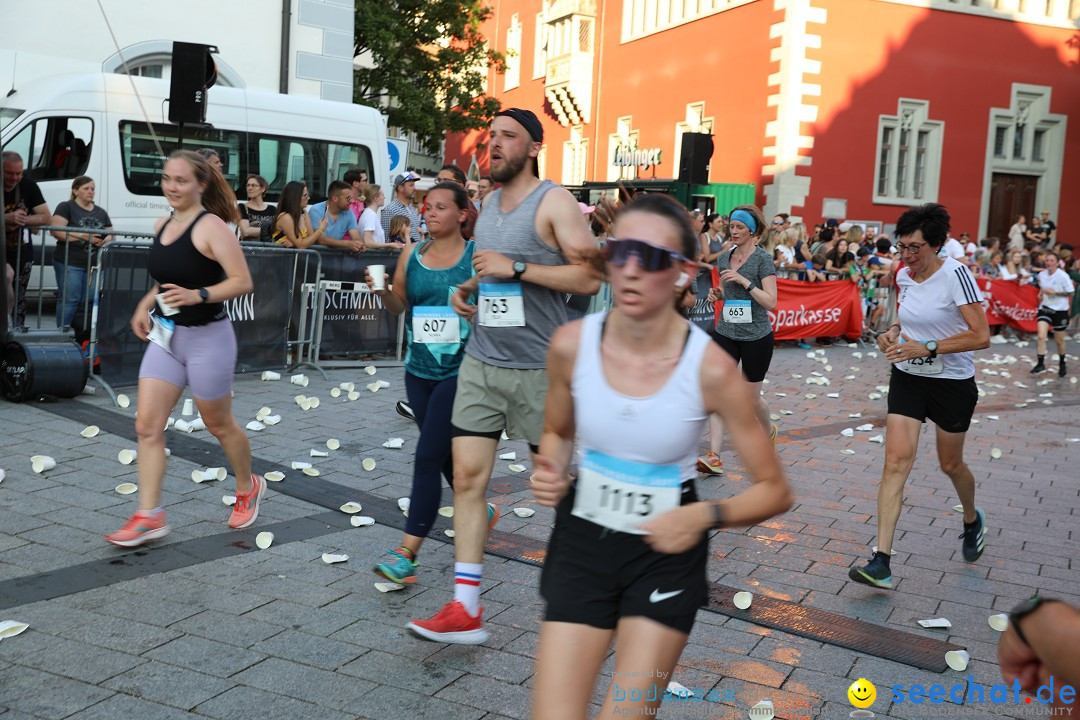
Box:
[404,371,457,538]
[713,332,775,383]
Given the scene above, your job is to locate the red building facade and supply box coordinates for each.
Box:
[445,0,1079,240]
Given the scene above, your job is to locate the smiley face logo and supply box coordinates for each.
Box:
[848,678,876,709]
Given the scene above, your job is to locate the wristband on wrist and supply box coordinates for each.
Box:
[709,501,726,530]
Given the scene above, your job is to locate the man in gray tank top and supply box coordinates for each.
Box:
[406,109,600,644]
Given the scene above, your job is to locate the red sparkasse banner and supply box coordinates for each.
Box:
[714,278,863,340]
[979,278,1039,332]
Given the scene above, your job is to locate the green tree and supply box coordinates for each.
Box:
[355,0,504,154]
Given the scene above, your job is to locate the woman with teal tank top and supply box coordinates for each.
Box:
[366,182,495,585]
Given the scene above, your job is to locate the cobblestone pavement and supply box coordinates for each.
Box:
[0,338,1076,720]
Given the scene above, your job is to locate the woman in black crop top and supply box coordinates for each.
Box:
[106,150,266,548]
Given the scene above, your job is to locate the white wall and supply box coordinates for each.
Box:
[0,0,353,99]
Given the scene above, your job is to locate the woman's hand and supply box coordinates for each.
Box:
[450,283,478,319]
[708,287,723,302]
[530,455,570,507]
[363,268,389,295]
[159,283,202,308]
[884,333,930,362]
[718,269,747,288]
[877,326,900,352]
[641,503,710,554]
[130,307,152,341]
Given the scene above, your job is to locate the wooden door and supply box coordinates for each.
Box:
[987,173,1037,241]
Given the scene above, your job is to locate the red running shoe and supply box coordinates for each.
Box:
[407,600,488,644]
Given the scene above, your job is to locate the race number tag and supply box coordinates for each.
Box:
[896,339,943,375]
[478,282,525,327]
[723,299,752,324]
[412,306,460,344]
[148,313,175,354]
[572,449,682,534]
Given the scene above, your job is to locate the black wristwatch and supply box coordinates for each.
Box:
[709,501,726,530]
[198,288,210,303]
[925,340,938,359]
[512,261,527,281]
[1009,596,1058,647]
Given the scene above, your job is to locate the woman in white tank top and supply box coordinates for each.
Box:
[528,194,793,720]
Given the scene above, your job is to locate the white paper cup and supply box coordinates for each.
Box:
[291,461,312,470]
[246,420,266,431]
[189,418,206,432]
[264,471,285,482]
[364,365,377,376]
[31,455,56,473]
[988,614,1009,632]
[368,264,387,291]
[256,406,272,420]
[114,482,138,495]
[118,449,137,465]
[308,397,320,409]
[174,419,193,433]
[290,374,309,387]
[326,438,340,450]
[732,591,753,610]
[116,393,130,408]
[362,458,376,471]
[330,387,341,398]
[310,449,328,458]
[182,399,194,416]
[945,650,970,671]
[255,531,274,549]
[80,425,100,438]
[261,371,281,381]
[339,382,355,391]
[339,502,363,513]
[263,415,282,426]
[294,395,308,406]
[347,391,360,401]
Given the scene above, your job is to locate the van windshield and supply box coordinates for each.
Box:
[0,108,23,132]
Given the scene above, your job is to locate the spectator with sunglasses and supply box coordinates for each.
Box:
[699,205,780,475]
[529,193,791,720]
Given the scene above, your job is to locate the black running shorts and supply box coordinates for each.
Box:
[712,332,775,383]
[1037,307,1069,332]
[540,482,708,635]
[887,368,978,433]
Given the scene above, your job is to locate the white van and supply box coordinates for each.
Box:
[1,72,389,287]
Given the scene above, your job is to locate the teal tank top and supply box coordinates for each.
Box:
[404,240,476,380]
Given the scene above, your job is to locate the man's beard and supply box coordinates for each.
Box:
[491,149,530,183]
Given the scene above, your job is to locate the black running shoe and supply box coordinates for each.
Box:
[960,508,986,562]
[1059,363,1067,378]
[395,400,415,421]
[848,552,894,589]
[1030,362,1046,374]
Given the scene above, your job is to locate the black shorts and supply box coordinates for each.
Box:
[887,368,978,433]
[1037,307,1069,332]
[540,482,708,635]
[712,332,774,383]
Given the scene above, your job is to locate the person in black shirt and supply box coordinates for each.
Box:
[106,150,264,548]
[237,174,276,241]
[3,151,52,326]
[50,175,112,328]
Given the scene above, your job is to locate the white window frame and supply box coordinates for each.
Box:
[533,5,550,80]
[505,14,522,91]
[674,102,714,180]
[562,125,587,185]
[872,98,944,206]
[621,0,754,42]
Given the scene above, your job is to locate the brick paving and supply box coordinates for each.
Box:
[0,339,1076,719]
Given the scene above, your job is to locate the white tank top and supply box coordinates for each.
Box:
[572,311,710,482]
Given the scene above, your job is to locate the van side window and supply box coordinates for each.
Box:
[2,116,93,182]
[119,121,374,202]
[119,121,242,196]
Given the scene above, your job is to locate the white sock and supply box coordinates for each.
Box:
[453,562,483,616]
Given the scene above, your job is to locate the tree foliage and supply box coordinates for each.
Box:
[355,0,504,154]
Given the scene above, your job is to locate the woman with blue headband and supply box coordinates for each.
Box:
[699,204,780,476]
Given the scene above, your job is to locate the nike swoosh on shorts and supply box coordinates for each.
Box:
[649,588,684,603]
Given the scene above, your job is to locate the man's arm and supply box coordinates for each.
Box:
[472,188,601,295]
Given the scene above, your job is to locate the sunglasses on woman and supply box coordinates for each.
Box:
[604,238,688,271]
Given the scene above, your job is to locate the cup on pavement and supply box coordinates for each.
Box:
[368,265,387,291]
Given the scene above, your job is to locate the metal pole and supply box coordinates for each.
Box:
[0,180,8,340]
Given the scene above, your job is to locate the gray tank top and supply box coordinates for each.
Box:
[466,180,567,369]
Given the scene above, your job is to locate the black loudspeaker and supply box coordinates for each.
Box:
[1,341,88,402]
[678,133,714,184]
[168,42,218,124]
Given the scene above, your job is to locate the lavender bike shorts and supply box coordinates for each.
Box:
[138,318,236,400]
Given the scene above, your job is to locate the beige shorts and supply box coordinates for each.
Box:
[451,354,548,448]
